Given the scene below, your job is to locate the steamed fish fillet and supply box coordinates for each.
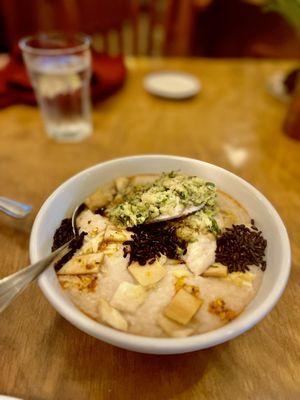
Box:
[183,234,216,275]
[76,209,107,234]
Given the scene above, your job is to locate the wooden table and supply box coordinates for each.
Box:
[0,58,299,400]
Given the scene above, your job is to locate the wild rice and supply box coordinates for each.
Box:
[215,222,267,273]
[52,218,86,271]
[123,222,187,265]
[52,218,74,251]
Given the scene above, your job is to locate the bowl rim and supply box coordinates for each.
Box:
[30,155,291,353]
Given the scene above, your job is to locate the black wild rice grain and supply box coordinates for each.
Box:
[52,203,87,250]
[54,232,86,271]
[123,222,187,265]
[52,218,74,251]
[215,223,267,273]
[94,207,106,216]
[284,68,300,95]
[52,216,86,271]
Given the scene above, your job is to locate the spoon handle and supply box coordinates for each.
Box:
[0,241,71,313]
[0,196,32,218]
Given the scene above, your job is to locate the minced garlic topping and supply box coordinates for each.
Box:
[107,172,217,228]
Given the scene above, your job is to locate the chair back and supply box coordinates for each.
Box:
[0,0,164,55]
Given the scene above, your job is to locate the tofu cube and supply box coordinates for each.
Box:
[128,260,166,286]
[164,288,202,325]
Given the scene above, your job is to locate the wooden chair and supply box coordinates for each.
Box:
[163,0,300,58]
[164,0,212,56]
[0,0,164,55]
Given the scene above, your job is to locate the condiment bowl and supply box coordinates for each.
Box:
[30,155,291,354]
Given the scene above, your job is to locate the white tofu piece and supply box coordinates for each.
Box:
[57,253,104,275]
[157,314,194,338]
[164,288,202,325]
[98,299,128,331]
[111,282,147,313]
[183,234,216,275]
[128,260,166,286]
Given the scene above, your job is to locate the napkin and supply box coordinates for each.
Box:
[0,50,127,108]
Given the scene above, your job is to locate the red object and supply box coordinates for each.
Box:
[0,50,127,108]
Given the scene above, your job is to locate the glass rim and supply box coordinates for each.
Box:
[19,32,91,55]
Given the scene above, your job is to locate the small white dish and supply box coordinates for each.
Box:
[30,155,291,354]
[266,71,290,103]
[143,71,201,99]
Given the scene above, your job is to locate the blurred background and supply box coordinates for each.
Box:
[1,2,300,398]
[0,0,299,58]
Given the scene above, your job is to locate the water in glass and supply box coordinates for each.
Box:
[30,55,92,141]
[20,33,93,142]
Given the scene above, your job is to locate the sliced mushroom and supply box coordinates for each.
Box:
[58,274,97,292]
[57,253,104,275]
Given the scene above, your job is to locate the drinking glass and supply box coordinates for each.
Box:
[19,32,93,142]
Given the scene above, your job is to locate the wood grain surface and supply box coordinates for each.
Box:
[0,58,299,400]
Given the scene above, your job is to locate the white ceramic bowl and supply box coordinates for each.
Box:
[30,155,291,354]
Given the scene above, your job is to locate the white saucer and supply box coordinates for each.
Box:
[266,71,290,103]
[143,71,201,99]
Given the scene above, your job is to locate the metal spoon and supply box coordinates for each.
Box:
[0,204,82,313]
[0,196,32,218]
[147,204,204,224]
